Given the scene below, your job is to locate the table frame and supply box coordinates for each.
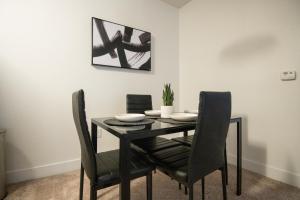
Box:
[91,117,242,200]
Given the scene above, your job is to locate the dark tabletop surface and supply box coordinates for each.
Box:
[91,116,241,140]
[91,117,196,140]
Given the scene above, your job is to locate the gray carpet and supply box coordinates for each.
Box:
[5,165,300,200]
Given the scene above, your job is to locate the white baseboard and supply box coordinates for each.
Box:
[6,154,300,189]
[6,158,81,184]
[227,153,300,188]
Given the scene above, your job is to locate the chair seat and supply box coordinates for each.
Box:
[150,145,191,183]
[132,137,182,153]
[172,135,193,146]
[96,149,154,187]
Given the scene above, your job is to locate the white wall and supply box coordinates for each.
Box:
[2,0,300,188]
[0,0,179,183]
[179,0,300,187]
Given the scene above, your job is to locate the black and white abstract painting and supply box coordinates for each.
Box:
[92,17,151,71]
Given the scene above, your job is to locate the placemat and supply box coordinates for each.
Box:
[156,118,197,125]
[104,118,155,126]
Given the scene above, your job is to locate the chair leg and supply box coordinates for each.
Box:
[179,183,182,190]
[221,167,227,200]
[90,184,97,200]
[183,131,188,137]
[185,186,188,195]
[189,185,193,200]
[224,144,228,185]
[201,178,205,200]
[79,163,84,200]
[146,172,152,200]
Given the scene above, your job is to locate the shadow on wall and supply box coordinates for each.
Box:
[242,116,266,175]
[227,116,267,191]
[219,34,278,62]
[5,141,32,184]
[285,156,298,187]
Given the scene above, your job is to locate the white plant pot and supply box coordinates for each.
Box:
[161,106,174,118]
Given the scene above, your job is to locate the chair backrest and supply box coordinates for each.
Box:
[72,90,97,180]
[188,91,231,184]
[126,94,153,114]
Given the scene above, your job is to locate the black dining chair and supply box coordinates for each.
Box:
[149,92,231,200]
[72,90,154,200]
[172,137,229,185]
[127,94,181,153]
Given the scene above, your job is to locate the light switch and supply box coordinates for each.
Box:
[280,71,296,81]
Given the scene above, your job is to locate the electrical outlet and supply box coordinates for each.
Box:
[280,71,296,81]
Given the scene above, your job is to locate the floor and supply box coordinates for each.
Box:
[5,165,300,200]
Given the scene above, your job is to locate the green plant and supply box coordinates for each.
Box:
[162,83,174,106]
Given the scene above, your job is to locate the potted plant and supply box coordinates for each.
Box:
[161,83,174,118]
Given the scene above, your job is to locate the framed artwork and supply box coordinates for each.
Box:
[92,17,151,71]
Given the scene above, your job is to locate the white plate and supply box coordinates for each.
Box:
[144,110,161,116]
[115,125,146,131]
[115,114,145,122]
[184,109,198,114]
[170,113,197,122]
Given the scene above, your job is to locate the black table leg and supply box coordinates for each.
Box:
[236,118,242,195]
[119,137,131,200]
[91,122,98,153]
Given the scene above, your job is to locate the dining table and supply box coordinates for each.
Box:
[91,115,242,200]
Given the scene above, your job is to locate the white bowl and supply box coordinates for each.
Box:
[115,114,145,122]
[144,110,161,116]
[170,113,197,122]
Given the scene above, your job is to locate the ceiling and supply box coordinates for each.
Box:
[160,0,192,8]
